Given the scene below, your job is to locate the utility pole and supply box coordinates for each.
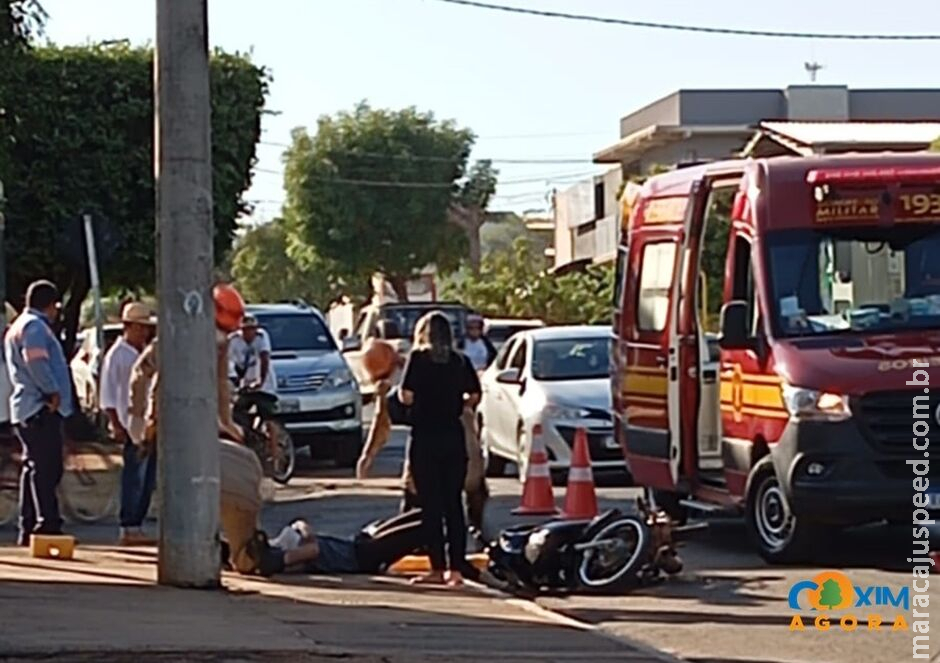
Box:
[154,0,220,588]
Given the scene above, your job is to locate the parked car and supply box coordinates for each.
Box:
[343,301,472,398]
[246,303,363,466]
[478,325,628,483]
[484,317,545,353]
[71,323,124,412]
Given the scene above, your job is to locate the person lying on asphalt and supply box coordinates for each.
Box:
[250,509,481,581]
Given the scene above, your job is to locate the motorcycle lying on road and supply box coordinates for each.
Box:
[481,499,704,595]
[231,388,296,485]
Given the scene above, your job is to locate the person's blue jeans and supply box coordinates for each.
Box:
[120,442,156,529]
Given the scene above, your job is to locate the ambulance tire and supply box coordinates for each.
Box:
[745,461,817,564]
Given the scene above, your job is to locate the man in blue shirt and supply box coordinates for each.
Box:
[6,280,73,545]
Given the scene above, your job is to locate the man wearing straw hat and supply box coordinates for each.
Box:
[100,301,156,546]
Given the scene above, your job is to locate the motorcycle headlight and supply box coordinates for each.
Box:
[543,404,590,421]
[781,384,850,422]
[326,368,356,389]
[524,528,550,564]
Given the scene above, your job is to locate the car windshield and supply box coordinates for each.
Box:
[767,226,940,338]
[254,313,335,352]
[380,307,465,341]
[532,337,610,381]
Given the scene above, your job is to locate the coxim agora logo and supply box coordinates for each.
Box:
[787,571,909,632]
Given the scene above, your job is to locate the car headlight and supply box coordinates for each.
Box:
[543,404,591,420]
[781,384,850,422]
[326,368,356,389]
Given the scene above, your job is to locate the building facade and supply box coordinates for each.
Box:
[552,86,940,269]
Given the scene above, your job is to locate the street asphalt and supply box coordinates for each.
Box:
[1,426,936,662]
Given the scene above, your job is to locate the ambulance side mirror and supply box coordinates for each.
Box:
[719,301,752,351]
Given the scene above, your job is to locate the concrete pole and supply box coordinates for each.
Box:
[154,0,220,588]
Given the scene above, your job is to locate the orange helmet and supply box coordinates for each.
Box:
[213,283,245,333]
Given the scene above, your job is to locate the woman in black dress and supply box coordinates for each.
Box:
[399,312,481,586]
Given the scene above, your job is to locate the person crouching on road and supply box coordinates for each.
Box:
[399,312,481,587]
[6,280,72,546]
[126,284,284,575]
[100,302,157,546]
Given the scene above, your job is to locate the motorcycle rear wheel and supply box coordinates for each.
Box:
[576,516,650,592]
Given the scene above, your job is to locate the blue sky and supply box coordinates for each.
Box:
[40,0,940,220]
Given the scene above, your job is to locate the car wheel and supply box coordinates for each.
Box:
[746,459,817,564]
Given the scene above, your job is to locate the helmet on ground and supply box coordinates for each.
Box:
[214,283,245,333]
[363,338,398,381]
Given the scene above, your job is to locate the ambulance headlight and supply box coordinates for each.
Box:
[781,384,851,422]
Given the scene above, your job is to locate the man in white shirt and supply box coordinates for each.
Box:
[229,315,279,457]
[99,302,156,546]
[463,315,496,373]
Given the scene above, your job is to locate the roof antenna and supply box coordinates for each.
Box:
[804,61,824,83]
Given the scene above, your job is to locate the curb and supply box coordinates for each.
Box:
[466,578,685,663]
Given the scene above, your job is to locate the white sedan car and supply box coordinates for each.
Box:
[477,325,628,482]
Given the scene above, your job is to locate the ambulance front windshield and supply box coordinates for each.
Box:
[766,226,940,338]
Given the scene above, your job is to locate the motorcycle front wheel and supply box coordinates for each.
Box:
[267,420,295,485]
[576,516,650,592]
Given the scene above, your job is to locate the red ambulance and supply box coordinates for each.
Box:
[612,154,940,561]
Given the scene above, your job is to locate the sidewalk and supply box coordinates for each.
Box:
[0,545,676,663]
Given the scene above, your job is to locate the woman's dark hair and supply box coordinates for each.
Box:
[426,312,453,363]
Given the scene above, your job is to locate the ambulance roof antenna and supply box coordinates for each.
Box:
[804,61,824,83]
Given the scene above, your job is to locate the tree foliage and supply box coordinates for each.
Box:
[444,237,613,325]
[283,103,475,299]
[449,159,498,273]
[0,43,267,343]
[230,220,357,308]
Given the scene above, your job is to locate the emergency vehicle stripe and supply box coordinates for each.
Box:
[624,394,668,405]
[719,371,783,385]
[567,467,593,482]
[720,405,790,420]
[623,373,668,395]
[628,366,668,375]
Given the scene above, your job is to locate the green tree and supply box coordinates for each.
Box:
[230,220,356,308]
[283,103,475,300]
[817,579,843,610]
[0,44,267,346]
[449,159,498,274]
[445,237,612,325]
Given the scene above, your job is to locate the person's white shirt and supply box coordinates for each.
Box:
[228,329,278,395]
[464,337,489,372]
[100,337,140,432]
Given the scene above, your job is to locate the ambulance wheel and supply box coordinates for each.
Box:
[746,461,817,564]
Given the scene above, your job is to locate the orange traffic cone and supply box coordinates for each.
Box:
[562,427,598,520]
[513,424,559,516]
